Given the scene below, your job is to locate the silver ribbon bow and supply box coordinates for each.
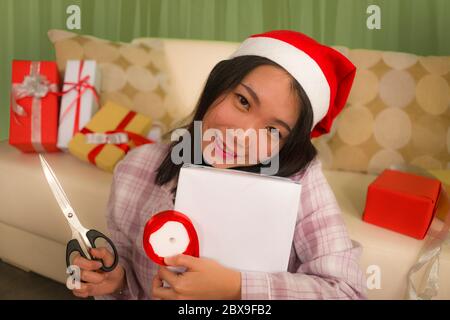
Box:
[85,133,129,145]
[12,68,58,117]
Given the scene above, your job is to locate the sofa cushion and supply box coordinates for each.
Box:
[313,49,450,174]
[47,29,172,139]
[131,37,241,140]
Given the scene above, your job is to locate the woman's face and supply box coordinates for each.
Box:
[201,65,300,169]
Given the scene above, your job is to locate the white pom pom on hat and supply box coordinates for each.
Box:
[229,30,356,139]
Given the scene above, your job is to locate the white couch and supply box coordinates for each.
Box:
[1,37,449,300]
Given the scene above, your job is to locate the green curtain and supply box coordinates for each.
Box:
[1,0,449,141]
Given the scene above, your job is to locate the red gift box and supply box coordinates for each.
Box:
[362,169,442,239]
[9,60,60,153]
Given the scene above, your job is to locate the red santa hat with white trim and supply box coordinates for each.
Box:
[229,30,356,139]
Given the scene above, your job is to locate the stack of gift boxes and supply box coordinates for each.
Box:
[9,59,154,172]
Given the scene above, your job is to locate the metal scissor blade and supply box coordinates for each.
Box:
[39,154,74,217]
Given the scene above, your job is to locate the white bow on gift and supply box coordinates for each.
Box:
[85,133,129,145]
[389,164,450,300]
[12,72,58,117]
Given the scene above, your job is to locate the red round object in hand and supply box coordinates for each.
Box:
[142,210,199,266]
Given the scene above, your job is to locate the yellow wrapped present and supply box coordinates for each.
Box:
[428,169,450,222]
[68,101,154,172]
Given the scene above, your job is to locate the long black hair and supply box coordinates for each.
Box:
[155,55,317,197]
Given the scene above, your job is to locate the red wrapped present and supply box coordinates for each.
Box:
[362,169,442,240]
[9,60,60,153]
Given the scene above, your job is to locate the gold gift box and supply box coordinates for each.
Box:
[435,183,450,222]
[68,101,152,172]
[428,169,450,222]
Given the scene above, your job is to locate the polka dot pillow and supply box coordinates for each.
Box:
[314,47,450,174]
[48,29,176,140]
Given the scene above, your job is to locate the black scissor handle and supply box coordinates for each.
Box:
[66,238,88,272]
[65,230,119,273]
[86,229,119,272]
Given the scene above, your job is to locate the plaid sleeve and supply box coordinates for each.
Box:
[241,158,367,300]
[94,155,142,300]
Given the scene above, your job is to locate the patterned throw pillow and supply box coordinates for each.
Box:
[48,29,176,140]
[313,48,450,174]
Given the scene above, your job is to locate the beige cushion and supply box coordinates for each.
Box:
[313,50,450,174]
[47,29,173,137]
[131,37,241,138]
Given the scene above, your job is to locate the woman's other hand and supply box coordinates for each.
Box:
[152,254,241,300]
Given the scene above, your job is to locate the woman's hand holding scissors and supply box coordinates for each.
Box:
[71,247,126,298]
[39,155,124,298]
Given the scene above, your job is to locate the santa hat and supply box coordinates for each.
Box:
[229,30,356,138]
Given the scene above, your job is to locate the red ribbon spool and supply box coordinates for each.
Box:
[142,210,200,266]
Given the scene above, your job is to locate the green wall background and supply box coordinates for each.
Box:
[1,0,449,141]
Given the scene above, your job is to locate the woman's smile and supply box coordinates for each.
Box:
[214,132,238,160]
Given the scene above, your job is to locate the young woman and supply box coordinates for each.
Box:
[71,30,367,300]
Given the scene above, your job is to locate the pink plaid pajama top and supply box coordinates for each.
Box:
[97,142,367,300]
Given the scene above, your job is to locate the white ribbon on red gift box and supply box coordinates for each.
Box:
[11,61,59,152]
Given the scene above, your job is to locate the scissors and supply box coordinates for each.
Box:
[39,154,119,272]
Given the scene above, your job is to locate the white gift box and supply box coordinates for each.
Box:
[57,60,101,150]
[173,164,302,273]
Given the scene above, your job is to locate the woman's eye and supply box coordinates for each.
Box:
[235,94,250,110]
